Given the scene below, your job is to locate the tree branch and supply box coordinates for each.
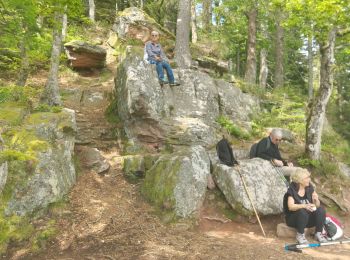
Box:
[337,27,350,37]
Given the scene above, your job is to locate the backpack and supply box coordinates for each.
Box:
[249,138,271,159]
[323,214,344,241]
[216,138,238,167]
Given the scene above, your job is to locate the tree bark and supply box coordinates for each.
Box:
[88,0,95,22]
[307,34,314,101]
[16,36,29,87]
[259,48,268,88]
[41,11,64,106]
[236,46,241,76]
[274,9,284,88]
[202,0,212,32]
[175,0,192,68]
[62,6,68,41]
[306,28,337,160]
[244,8,257,85]
[191,0,197,43]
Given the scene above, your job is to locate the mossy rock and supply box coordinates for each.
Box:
[122,155,145,184]
[0,102,28,126]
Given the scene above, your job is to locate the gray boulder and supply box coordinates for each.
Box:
[115,54,259,150]
[338,162,350,179]
[142,146,210,218]
[213,158,286,215]
[5,109,77,216]
[64,40,106,69]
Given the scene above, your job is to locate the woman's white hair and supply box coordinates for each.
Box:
[291,168,311,184]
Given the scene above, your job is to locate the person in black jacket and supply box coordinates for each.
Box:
[283,169,327,244]
[256,129,300,176]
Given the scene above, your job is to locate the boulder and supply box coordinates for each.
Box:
[5,109,77,216]
[338,162,350,179]
[276,223,315,238]
[64,40,106,69]
[76,146,110,174]
[115,54,259,150]
[213,158,286,215]
[142,146,210,218]
[122,154,159,183]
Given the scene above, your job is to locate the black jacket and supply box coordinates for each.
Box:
[256,136,287,165]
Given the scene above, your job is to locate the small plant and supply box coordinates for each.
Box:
[216,115,250,140]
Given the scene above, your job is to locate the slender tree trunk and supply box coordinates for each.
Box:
[175,0,192,68]
[213,0,220,26]
[191,0,197,43]
[202,0,212,32]
[274,9,284,88]
[244,8,257,85]
[16,36,29,87]
[62,6,68,42]
[236,46,241,76]
[259,49,268,88]
[307,34,314,101]
[306,28,337,160]
[41,11,64,106]
[88,0,95,22]
[140,0,143,9]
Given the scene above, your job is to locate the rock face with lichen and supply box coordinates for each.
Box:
[142,146,210,218]
[213,158,286,215]
[0,134,7,193]
[64,40,106,69]
[4,108,77,216]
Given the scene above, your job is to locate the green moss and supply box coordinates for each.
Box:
[30,220,57,252]
[122,155,145,184]
[216,115,251,140]
[142,156,181,210]
[0,103,27,126]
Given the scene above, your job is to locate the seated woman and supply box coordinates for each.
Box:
[283,169,328,244]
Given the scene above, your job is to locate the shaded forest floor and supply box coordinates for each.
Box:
[4,67,350,260]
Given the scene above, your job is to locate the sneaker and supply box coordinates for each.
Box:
[296,232,309,244]
[314,232,328,243]
[169,81,180,86]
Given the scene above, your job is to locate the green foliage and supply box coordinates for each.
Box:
[30,220,57,252]
[216,115,250,140]
[252,85,307,138]
[0,85,41,104]
[34,104,62,113]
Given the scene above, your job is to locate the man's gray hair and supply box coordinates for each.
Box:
[271,128,282,138]
[151,30,159,36]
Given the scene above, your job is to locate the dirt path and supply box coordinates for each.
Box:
[6,69,350,260]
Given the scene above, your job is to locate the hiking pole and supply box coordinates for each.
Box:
[235,164,266,238]
[270,160,289,187]
[285,238,350,252]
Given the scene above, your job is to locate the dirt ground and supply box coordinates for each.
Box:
[4,68,350,260]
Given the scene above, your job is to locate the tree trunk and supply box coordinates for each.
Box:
[191,0,197,43]
[16,36,29,87]
[307,34,314,101]
[175,0,192,68]
[244,8,257,85]
[306,28,337,160]
[202,0,212,32]
[88,0,95,22]
[41,11,64,106]
[140,0,143,9]
[236,46,241,76]
[213,0,220,26]
[274,9,284,88]
[259,48,268,88]
[62,6,68,42]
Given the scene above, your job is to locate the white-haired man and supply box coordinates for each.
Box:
[256,129,298,176]
[145,31,180,86]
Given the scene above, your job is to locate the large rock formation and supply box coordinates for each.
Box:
[5,109,77,216]
[115,54,259,151]
[213,158,286,215]
[64,40,106,69]
[142,146,210,218]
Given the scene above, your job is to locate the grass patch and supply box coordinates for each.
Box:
[216,115,250,140]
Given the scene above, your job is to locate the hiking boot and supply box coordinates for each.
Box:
[169,81,180,86]
[159,79,168,86]
[296,232,309,244]
[314,232,328,243]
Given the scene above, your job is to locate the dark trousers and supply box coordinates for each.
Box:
[286,207,326,234]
